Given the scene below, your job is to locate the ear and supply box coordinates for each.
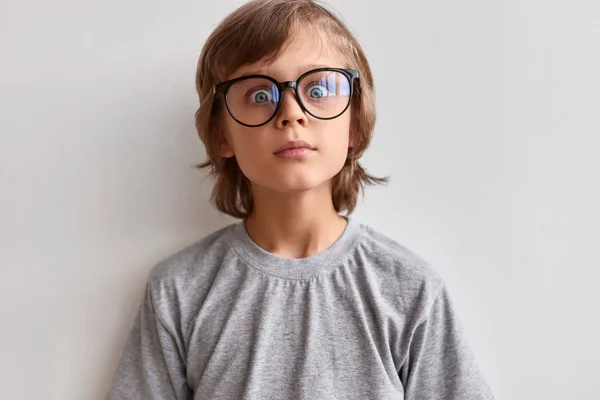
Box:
[218,126,235,158]
[220,140,235,158]
[348,133,356,149]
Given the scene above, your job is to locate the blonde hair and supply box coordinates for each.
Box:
[194,0,388,219]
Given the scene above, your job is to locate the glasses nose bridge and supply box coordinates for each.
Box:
[275,80,301,103]
[274,80,305,120]
[277,80,298,93]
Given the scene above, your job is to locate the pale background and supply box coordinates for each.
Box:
[1,0,599,399]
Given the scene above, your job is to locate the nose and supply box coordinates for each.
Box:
[274,88,308,128]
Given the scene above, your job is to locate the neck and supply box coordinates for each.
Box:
[244,181,348,259]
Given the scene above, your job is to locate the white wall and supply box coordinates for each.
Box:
[1,0,598,399]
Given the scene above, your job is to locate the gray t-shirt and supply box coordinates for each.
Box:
[106,218,494,400]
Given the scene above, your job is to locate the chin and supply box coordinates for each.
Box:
[254,173,336,194]
[269,180,324,193]
[244,162,346,194]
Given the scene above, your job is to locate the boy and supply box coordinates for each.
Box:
[107,0,495,399]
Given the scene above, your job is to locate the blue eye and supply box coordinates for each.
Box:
[249,89,273,104]
[307,84,329,99]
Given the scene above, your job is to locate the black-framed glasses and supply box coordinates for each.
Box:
[213,67,360,127]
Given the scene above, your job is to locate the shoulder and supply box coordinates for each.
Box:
[353,221,446,313]
[146,223,235,301]
[355,221,443,286]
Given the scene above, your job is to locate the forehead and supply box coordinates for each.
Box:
[229,27,346,81]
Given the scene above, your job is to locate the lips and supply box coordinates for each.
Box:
[274,140,316,159]
[274,140,316,154]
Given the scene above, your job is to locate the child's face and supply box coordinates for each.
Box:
[220,28,352,196]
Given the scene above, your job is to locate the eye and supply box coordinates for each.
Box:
[306,84,330,99]
[248,89,273,104]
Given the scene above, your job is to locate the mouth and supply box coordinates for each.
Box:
[273,140,316,159]
[274,147,315,159]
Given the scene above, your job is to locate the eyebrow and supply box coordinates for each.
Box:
[237,64,332,79]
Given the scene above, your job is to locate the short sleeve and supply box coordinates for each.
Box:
[399,284,495,399]
[106,283,192,400]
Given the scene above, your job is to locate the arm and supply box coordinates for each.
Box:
[106,283,191,400]
[399,284,495,400]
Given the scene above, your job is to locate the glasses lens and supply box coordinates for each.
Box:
[226,78,280,126]
[298,70,351,119]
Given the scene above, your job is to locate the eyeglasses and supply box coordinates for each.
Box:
[213,68,360,127]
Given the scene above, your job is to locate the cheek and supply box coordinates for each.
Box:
[223,118,253,152]
[325,115,351,151]
[315,118,351,171]
[235,138,264,165]
[224,123,271,176]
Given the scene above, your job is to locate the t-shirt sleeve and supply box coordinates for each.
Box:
[106,283,192,400]
[399,284,495,399]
